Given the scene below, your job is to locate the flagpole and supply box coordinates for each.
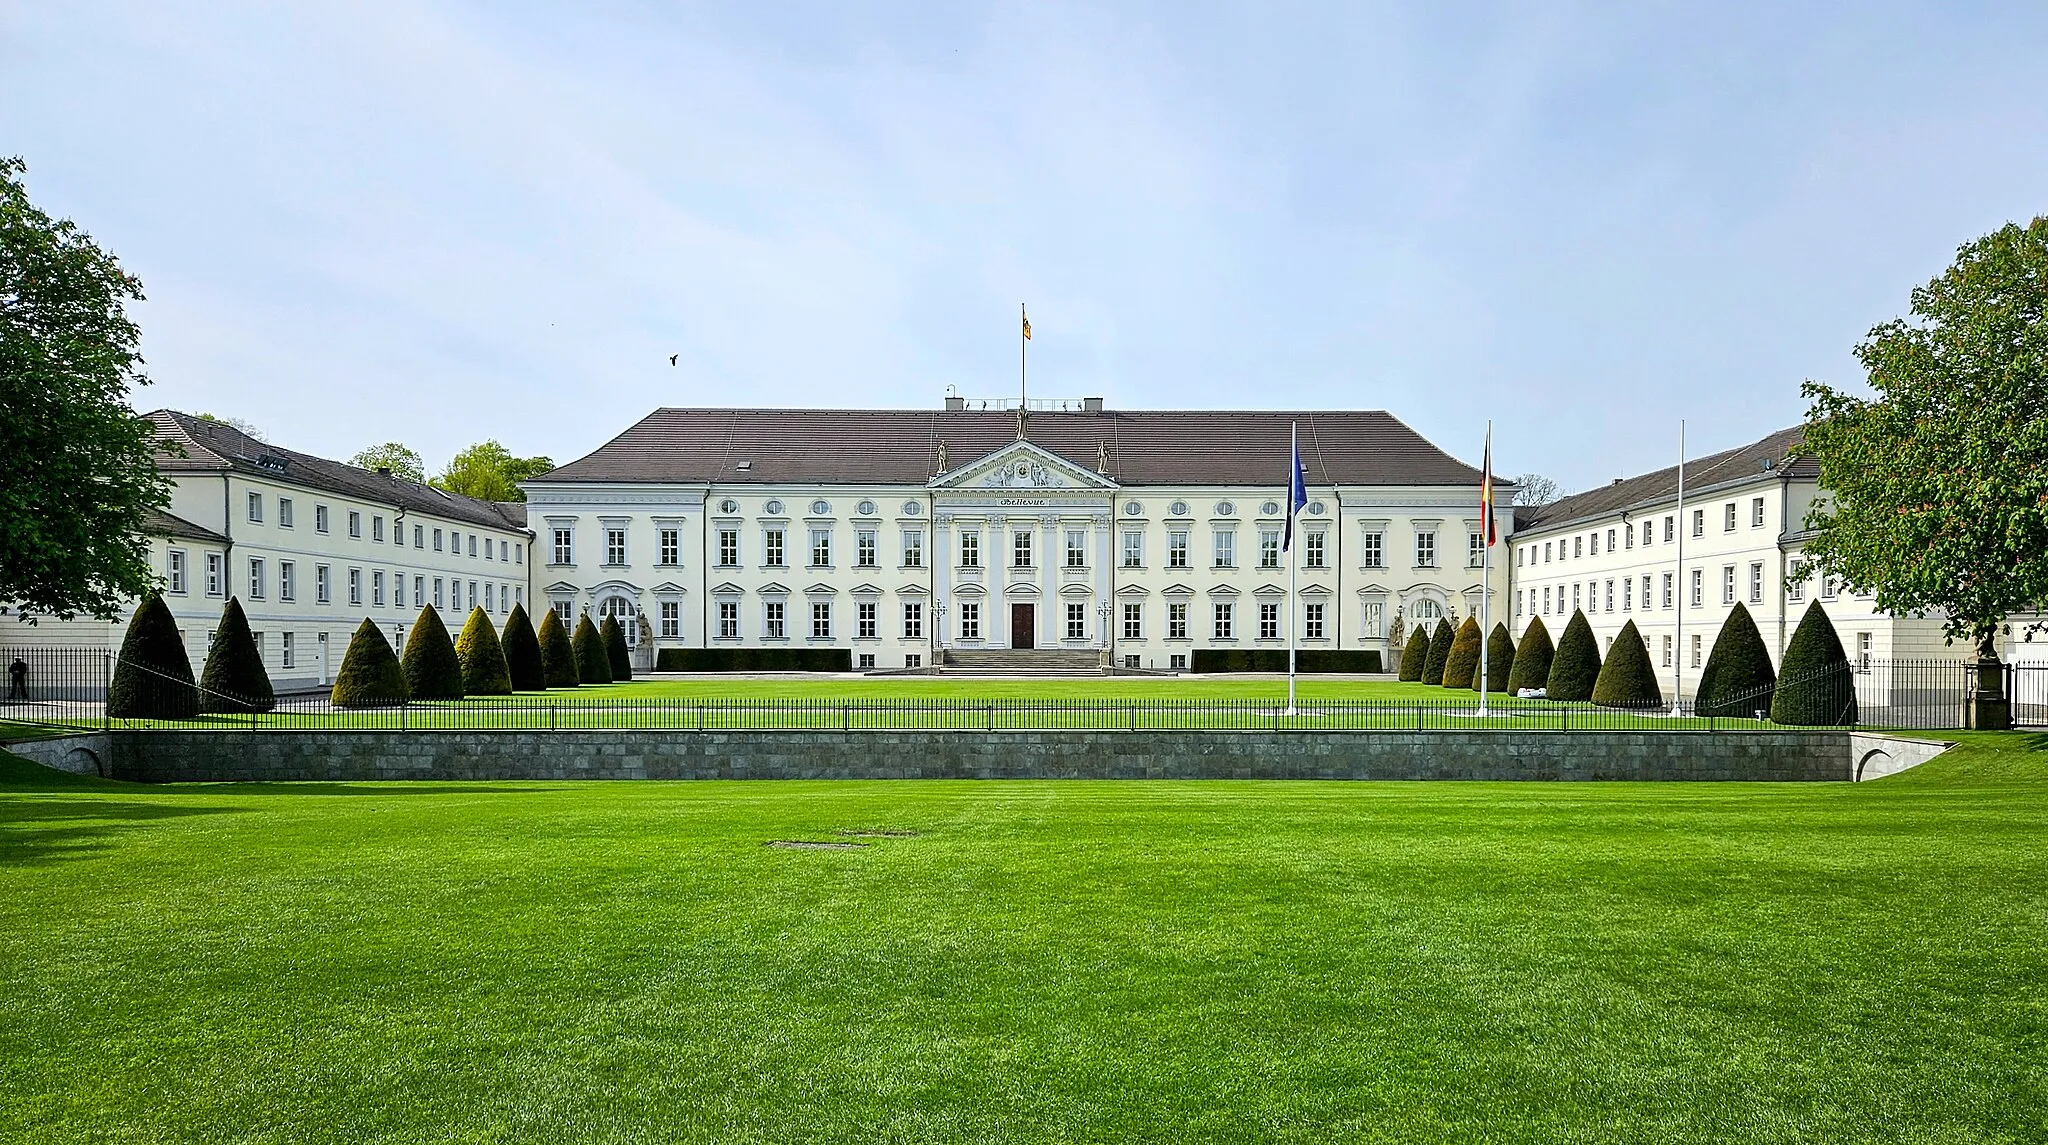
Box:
[1478,421,1492,718]
[1287,421,1298,717]
[1020,303,1027,410]
[1672,419,1686,716]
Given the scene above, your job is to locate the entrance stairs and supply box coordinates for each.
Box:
[866,649,1173,677]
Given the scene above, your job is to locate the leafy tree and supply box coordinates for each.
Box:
[1591,620,1661,708]
[1481,623,1514,693]
[1505,617,1554,694]
[195,413,265,441]
[198,598,275,713]
[600,614,633,682]
[106,593,196,719]
[1,158,171,621]
[1397,624,1430,681]
[433,441,554,502]
[456,607,513,695]
[572,614,613,685]
[331,619,409,708]
[1798,217,2048,661]
[347,443,425,483]
[400,605,464,700]
[1440,617,1482,689]
[500,603,546,691]
[1771,602,1857,726]
[1422,618,1455,685]
[1546,611,1602,701]
[1695,603,1777,718]
[538,608,579,688]
[1512,473,1560,507]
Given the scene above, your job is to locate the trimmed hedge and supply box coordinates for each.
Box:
[1481,623,1514,693]
[537,609,580,688]
[1771,601,1857,726]
[1546,610,1602,701]
[1441,617,1483,689]
[1696,602,1777,717]
[456,607,513,695]
[500,603,546,692]
[107,593,197,719]
[1505,616,1553,694]
[198,597,275,713]
[1421,618,1455,685]
[601,614,633,682]
[401,605,464,700]
[1592,620,1662,708]
[572,614,613,685]
[1190,649,1383,673]
[330,618,409,708]
[1397,625,1430,681]
[654,648,854,672]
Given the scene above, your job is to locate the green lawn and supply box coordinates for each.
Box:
[513,673,1446,701]
[3,737,2045,1143]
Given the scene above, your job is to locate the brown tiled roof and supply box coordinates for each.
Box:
[537,408,1492,488]
[148,411,529,532]
[1521,425,1815,531]
[142,509,228,544]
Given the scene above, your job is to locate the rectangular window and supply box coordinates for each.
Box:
[1259,530,1281,569]
[371,570,385,607]
[1305,532,1326,569]
[764,602,785,639]
[1168,530,1190,569]
[1543,586,1551,614]
[811,602,831,640]
[1622,577,1632,612]
[315,505,330,533]
[1691,568,1704,607]
[168,550,188,594]
[902,602,923,639]
[606,528,627,566]
[348,568,362,606]
[313,564,330,604]
[551,528,573,565]
[247,491,263,523]
[1169,654,1188,671]
[1259,602,1279,640]
[1013,530,1033,568]
[433,528,444,552]
[809,528,831,567]
[1749,562,1764,604]
[1662,635,1673,667]
[1304,602,1325,640]
[959,530,980,568]
[658,528,679,565]
[1691,634,1703,668]
[432,578,444,609]
[958,602,980,640]
[718,529,739,567]
[1516,589,1524,617]
[1821,574,1839,601]
[1572,584,1581,612]
[1168,602,1189,640]
[904,654,922,669]
[660,601,680,638]
[515,543,523,565]
[1065,529,1087,568]
[1721,565,1736,605]
[1361,531,1384,569]
[373,515,385,543]
[718,601,739,639]
[1692,509,1705,538]
[1604,579,1614,612]
[279,498,293,528]
[764,529,785,567]
[1724,502,1737,531]
[1752,497,1766,528]
[1787,560,1807,602]
[281,631,294,670]
[1661,572,1673,609]
[1857,632,1872,672]
[1468,532,1485,568]
[484,538,493,561]
[412,575,424,607]
[857,530,878,568]
[1573,536,1583,559]
[468,535,476,558]
[1544,541,1552,562]
[205,553,223,596]
[1112,531,1139,569]
[279,561,295,602]
[1363,602,1383,638]
[1642,521,1653,547]
[1589,533,1599,556]
[1213,530,1235,568]
[247,557,266,600]
[1415,531,1436,568]
[857,601,878,639]
[1662,516,1673,543]
[1624,526,1634,550]
[467,581,477,610]
[348,511,362,539]
[396,573,409,609]
[1066,603,1086,641]
[1123,603,1143,640]
[1212,602,1234,640]
[413,524,423,548]
[902,530,924,568]
[1606,528,1616,552]
[1641,576,1651,612]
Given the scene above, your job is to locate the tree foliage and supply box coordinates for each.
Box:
[106,593,195,719]
[1481,623,1514,693]
[195,413,264,441]
[1696,603,1777,718]
[601,614,633,682]
[1397,624,1430,681]
[1422,618,1455,685]
[198,597,275,713]
[433,441,553,502]
[1,157,171,621]
[331,619,409,708]
[347,442,425,483]
[500,603,546,691]
[1512,473,1560,507]
[538,608,579,688]
[1798,217,2048,658]
[1505,617,1554,694]
[1546,611,1602,702]
[1771,602,1858,726]
[400,605,464,700]
[456,607,513,696]
[1591,620,1661,708]
[1441,617,1483,689]
[572,614,613,685]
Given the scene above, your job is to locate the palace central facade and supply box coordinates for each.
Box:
[524,399,1513,670]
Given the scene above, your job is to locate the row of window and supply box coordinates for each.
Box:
[243,491,523,563]
[165,549,522,614]
[1521,496,1771,567]
[1512,559,1853,620]
[682,599,1337,643]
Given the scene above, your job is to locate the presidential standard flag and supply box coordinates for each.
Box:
[1021,307,1032,340]
[1480,427,1497,546]
[1283,425,1308,550]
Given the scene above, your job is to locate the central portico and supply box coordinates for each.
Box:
[930,436,1117,652]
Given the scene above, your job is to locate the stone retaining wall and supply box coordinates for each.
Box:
[5,732,112,776]
[108,730,1857,783]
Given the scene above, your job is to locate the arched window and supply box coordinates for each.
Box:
[597,595,639,646]
[1410,598,1444,621]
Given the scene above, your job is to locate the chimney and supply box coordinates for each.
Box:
[1082,396,1104,413]
[944,396,965,412]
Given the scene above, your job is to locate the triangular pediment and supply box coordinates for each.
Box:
[931,438,1119,491]
[709,582,746,595]
[650,582,688,594]
[544,581,580,593]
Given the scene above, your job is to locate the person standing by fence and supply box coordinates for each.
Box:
[7,657,28,700]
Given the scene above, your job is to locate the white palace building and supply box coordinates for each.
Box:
[523,398,1515,671]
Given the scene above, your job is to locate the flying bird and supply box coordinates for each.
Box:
[669,355,678,366]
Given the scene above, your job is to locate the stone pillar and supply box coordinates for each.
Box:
[1964,656,2012,730]
[1042,513,1060,646]
[1095,512,1112,652]
[989,515,1007,647]
[934,515,952,649]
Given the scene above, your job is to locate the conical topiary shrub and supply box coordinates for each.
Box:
[501,603,546,691]
[330,618,409,708]
[107,593,198,719]
[1591,620,1662,708]
[456,607,513,695]
[538,608,579,688]
[572,614,613,685]
[1770,601,1858,726]
[1696,602,1777,718]
[401,605,464,700]
[198,597,275,713]
[1441,617,1483,689]
[1422,618,1456,685]
[1398,624,1430,681]
[601,614,633,682]
[1546,610,1602,701]
[1481,623,1515,693]
[1506,616,1553,695]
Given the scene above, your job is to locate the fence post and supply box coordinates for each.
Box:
[103,653,112,731]
[399,701,407,733]
[988,702,996,733]
[549,703,557,733]
[1561,706,1569,732]
[1130,703,1137,733]
[842,703,849,733]
[1414,705,1422,731]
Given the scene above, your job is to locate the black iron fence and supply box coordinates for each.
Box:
[2012,663,2048,728]
[0,646,110,703]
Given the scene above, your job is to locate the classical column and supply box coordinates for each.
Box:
[1041,513,1059,646]
[934,514,952,648]
[989,514,1008,647]
[1094,511,1112,650]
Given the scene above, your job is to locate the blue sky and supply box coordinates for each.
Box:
[6,2,2045,493]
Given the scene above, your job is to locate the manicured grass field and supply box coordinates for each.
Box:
[501,673,1445,701]
[4,737,2045,1142]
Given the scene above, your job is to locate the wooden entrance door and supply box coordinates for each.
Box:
[1011,604,1035,649]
